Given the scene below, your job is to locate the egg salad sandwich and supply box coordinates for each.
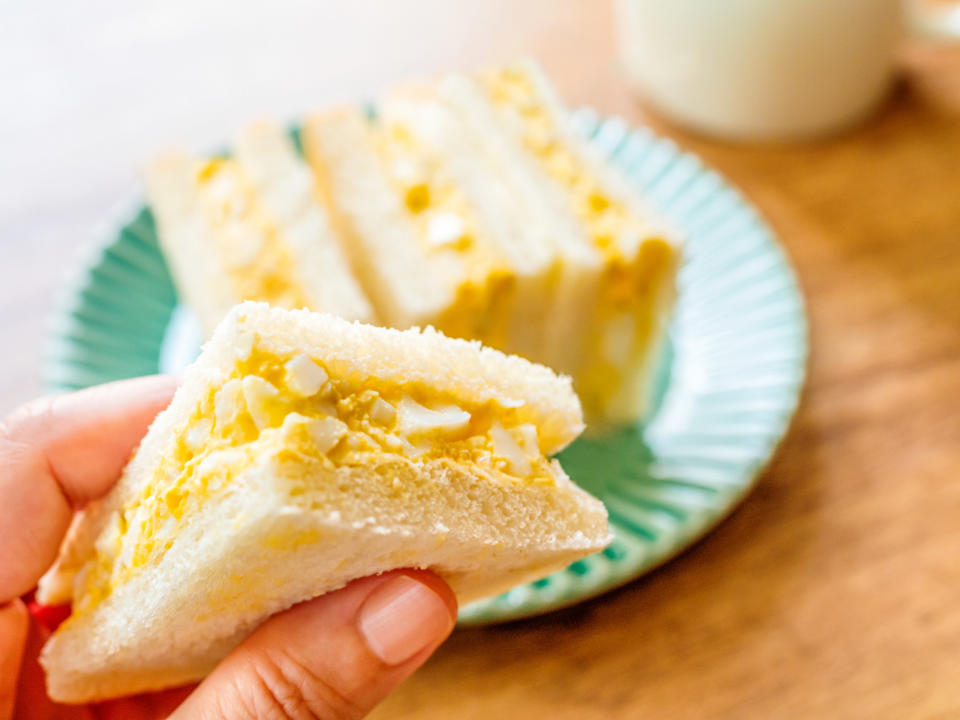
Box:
[144,121,374,336]
[434,60,681,425]
[36,302,611,703]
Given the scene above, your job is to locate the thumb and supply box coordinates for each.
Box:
[170,570,456,720]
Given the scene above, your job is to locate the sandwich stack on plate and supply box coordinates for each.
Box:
[145,60,681,427]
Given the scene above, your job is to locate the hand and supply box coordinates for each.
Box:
[0,377,457,720]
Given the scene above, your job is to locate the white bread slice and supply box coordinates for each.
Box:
[470,60,682,424]
[301,108,460,329]
[379,92,556,361]
[233,120,375,324]
[144,140,377,336]
[434,73,605,374]
[143,152,240,335]
[38,302,609,703]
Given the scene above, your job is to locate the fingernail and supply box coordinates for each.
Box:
[358,575,454,665]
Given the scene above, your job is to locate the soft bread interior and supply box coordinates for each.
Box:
[233,120,376,323]
[301,108,458,329]
[145,128,378,335]
[144,152,242,335]
[39,303,608,703]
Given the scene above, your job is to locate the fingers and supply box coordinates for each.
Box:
[0,376,178,603]
[0,376,178,506]
[171,570,457,720]
[0,601,28,720]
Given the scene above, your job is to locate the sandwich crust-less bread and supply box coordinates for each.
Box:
[143,152,241,335]
[233,121,375,324]
[302,106,520,347]
[144,123,374,336]
[468,60,681,423]
[301,108,460,330]
[431,72,606,372]
[38,302,610,703]
[378,91,557,359]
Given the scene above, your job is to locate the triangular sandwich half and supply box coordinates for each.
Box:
[37,302,610,703]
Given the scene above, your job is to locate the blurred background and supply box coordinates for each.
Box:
[2,1,959,718]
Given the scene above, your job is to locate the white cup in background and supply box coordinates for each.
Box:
[615,0,904,140]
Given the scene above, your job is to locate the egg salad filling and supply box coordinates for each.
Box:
[68,347,554,618]
[194,158,311,309]
[372,118,515,346]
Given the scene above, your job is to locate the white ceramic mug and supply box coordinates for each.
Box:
[615,0,906,140]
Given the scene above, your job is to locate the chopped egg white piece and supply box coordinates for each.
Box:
[232,330,255,361]
[426,212,466,248]
[397,396,471,437]
[285,354,329,397]
[491,421,532,477]
[282,412,348,454]
[214,379,245,428]
[183,417,213,451]
[370,397,397,425]
[514,423,540,457]
[94,512,123,557]
[397,436,431,459]
[499,397,525,409]
[307,417,349,454]
[241,375,279,430]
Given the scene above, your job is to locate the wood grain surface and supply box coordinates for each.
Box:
[2,2,959,718]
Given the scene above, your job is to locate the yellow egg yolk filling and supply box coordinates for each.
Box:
[68,348,553,619]
[195,158,312,310]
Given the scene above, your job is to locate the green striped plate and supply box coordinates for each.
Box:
[45,110,807,625]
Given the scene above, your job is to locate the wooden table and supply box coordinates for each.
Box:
[2,2,959,718]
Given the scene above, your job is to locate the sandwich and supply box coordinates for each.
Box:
[144,121,374,336]
[37,302,611,703]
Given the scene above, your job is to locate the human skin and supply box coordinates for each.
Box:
[0,376,456,720]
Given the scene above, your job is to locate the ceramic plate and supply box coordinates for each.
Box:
[45,110,807,625]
